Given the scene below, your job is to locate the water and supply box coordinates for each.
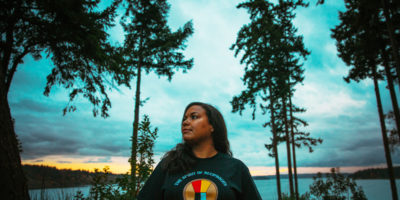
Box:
[29,186,91,199]
[254,178,400,200]
[29,178,400,200]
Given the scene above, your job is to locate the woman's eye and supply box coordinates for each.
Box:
[191,115,198,119]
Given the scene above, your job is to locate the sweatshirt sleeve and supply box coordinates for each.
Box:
[137,161,166,200]
[239,163,262,200]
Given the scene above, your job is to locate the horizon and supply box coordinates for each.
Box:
[22,161,393,176]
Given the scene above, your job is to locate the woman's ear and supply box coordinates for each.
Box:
[210,126,214,133]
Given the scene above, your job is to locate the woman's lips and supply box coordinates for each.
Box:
[182,128,192,134]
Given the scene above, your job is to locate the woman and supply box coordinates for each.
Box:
[138,102,262,200]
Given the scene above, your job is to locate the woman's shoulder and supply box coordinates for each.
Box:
[152,157,169,173]
[218,153,249,170]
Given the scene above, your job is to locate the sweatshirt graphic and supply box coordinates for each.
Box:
[183,179,218,200]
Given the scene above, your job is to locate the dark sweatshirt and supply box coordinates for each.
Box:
[137,152,262,200]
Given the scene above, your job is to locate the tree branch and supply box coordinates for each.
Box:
[6,48,29,94]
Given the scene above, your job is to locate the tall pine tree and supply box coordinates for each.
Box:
[332,0,399,198]
[0,0,121,198]
[231,0,317,199]
[118,0,193,197]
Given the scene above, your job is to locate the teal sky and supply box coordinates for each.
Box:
[8,0,400,174]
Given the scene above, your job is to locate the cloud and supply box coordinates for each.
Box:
[15,104,132,159]
[295,83,367,118]
[10,99,59,114]
[292,126,400,167]
[57,160,72,164]
[83,156,112,163]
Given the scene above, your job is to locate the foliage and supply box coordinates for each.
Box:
[119,0,194,85]
[264,104,322,157]
[316,0,325,5]
[132,115,158,195]
[1,0,125,198]
[118,0,193,196]
[386,111,400,153]
[332,0,384,83]
[1,0,123,117]
[332,0,400,85]
[81,115,158,199]
[89,167,123,200]
[331,0,400,198]
[230,0,312,141]
[230,0,321,198]
[309,168,367,200]
[25,113,158,199]
[74,190,86,200]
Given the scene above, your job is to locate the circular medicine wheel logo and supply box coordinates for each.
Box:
[183,179,218,200]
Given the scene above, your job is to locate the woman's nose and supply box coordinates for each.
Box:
[182,118,190,125]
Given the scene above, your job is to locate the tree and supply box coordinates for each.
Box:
[1,0,121,198]
[288,100,322,200]
[230,0,317,199]
[89,166,120,200]
[331,0,398,199]
[263,91,284,200]
[265,100,322,200]
[119,0,193,196]
[334,0,400,139]
[271,1,311,198]
[231,1,284,198]
[380,0,400,81]
[372,66,398,200]
[309,168,367,200]
[87,115,158,200]
[133,115,158,196]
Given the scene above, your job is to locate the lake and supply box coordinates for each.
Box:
[29,178,400,200]
[255,178,400,200]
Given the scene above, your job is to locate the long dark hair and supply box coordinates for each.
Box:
[161,102,232,173]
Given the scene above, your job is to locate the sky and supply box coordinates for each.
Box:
[9,0,400,176]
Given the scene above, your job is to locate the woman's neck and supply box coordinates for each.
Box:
[191,142,217,159]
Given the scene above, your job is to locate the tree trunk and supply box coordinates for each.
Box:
[0,82,30,199]
[289,95,299,200]
[131,64,142,197]
[380,0,400,84]
[269,86,282,200]
[383,57,400,139]
[282,96,294,197]
[373,69,398,200]
[270,101,282,200]
[272,126,282,200]
[0,11,30,198]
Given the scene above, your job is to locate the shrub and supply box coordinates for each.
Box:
[309,168,367,200]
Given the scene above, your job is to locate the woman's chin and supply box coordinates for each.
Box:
[182,134,195,143]
[182,136,192,142]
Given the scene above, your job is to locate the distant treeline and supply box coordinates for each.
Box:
[350,167,400,179]
[253,167,400,180]
[23,164,120,189]
[24,164,400,189]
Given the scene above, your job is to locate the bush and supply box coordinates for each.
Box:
[309,168,367,200]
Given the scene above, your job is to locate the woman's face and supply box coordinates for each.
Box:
[181,105,214,143]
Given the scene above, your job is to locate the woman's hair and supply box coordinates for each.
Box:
[161,102,232,173]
